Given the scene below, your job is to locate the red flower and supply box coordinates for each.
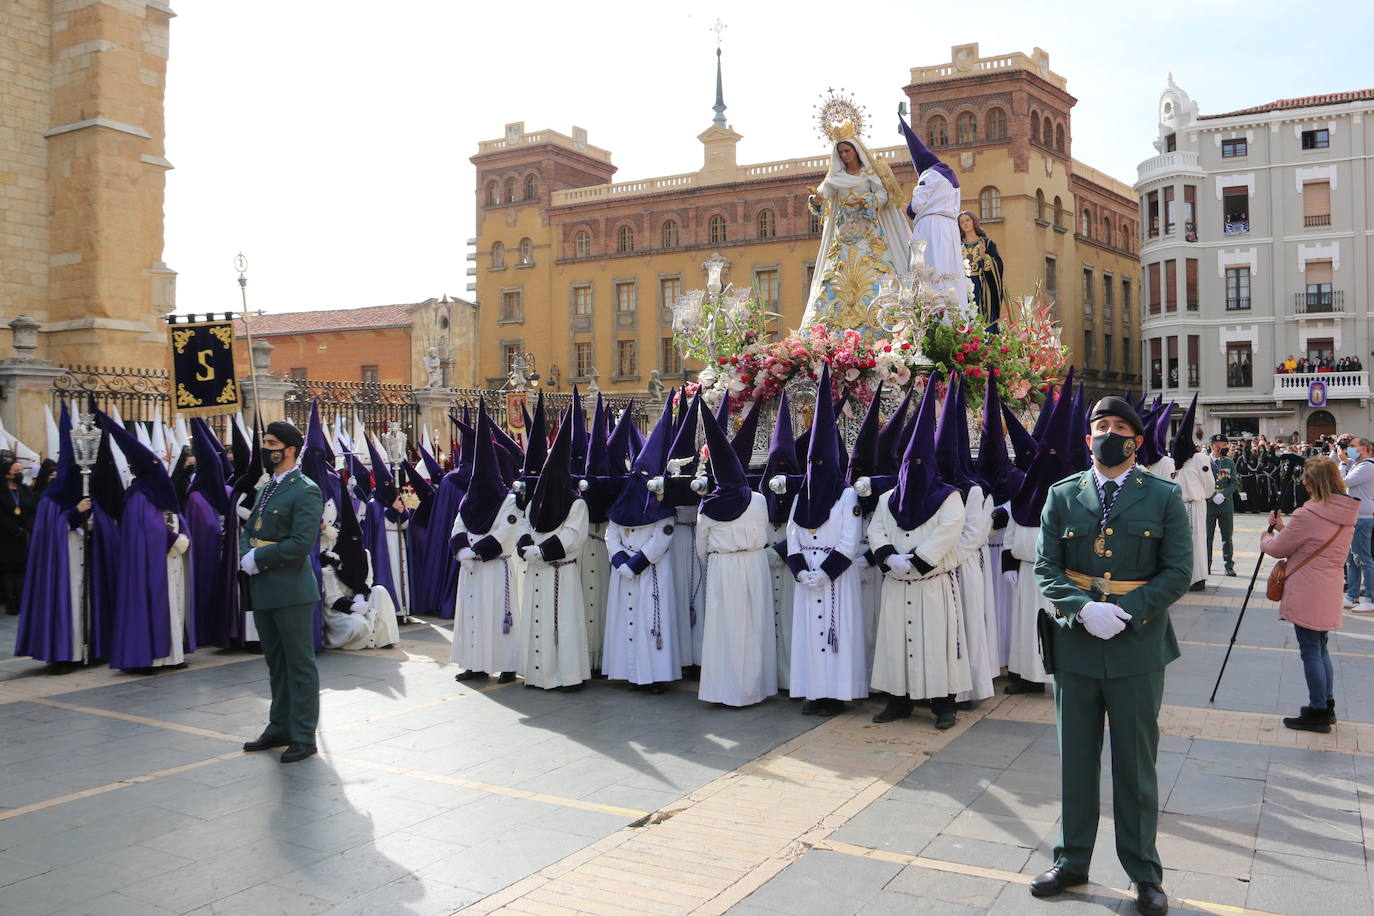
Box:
[740,373,752,383]
[900,342,911,351]
[883,345,892,353]
[1000,345,1010,354]
[954,352,965,363]
[717,357,729,365]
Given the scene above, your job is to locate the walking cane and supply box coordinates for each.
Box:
[1209,524,1273,703]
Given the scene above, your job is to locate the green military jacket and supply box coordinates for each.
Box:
[1211,455,1239,506]
[238,467,324,610]
[1034,467,1191,679]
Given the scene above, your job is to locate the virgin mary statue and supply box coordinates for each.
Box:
[800,114,910,335]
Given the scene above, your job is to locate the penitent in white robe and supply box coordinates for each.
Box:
[869,491,971,700]
[910,168,973,319]
[383,511,410,617]
[787,487,867,701]
[582,521,611,671]
[765,520,795,688]
[856,518,881,684]
[517,499,591,689]
[154,526,190,668]
[450,493,523,673]
[953,487,997,702]
[603,517,679,685]
[1005,518,1050,684]
[1175,450,1211,583]
[986,501,1012,668]
[697,493,777,707]
[669,506,704,667]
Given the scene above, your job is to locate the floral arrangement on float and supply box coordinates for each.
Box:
[673,264,1066,416]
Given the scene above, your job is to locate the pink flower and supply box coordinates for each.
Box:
[844,367,860,382]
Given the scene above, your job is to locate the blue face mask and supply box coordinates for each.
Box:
[1347,446,1361,460]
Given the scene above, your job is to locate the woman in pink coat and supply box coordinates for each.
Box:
[1261,457,1358,733]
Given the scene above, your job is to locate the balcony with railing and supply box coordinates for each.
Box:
[1273,370,1370,400]
[1293,290,1344,314]
[1304,214,1332,228]
[1135,150,1203,185]
[1223,218,1250,236]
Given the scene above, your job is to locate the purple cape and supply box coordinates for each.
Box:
[108,489,178,670]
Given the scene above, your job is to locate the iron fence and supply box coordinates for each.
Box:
[51,364,238,443]
[284,378,419,441]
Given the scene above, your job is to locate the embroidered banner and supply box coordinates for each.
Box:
[1307,380,1328,409]
[168,318,240,418]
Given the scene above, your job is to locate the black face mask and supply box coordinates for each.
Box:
[1091,432,1137,467]
[261,448,286,473]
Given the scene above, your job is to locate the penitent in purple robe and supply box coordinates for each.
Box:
[108,489,179,670]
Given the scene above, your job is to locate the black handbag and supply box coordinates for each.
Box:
[1036,608,1056,675]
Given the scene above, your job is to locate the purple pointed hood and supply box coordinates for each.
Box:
[569,386,589,475]
[522,391,548,478]
[847,382,884,486]
[526,409,578,532]
[793,364,846,528]
[585,394,609,477]
[935,375,976,497]
[1003,403,1038,473]
[606,400,639,475]
[899,117,958,188]
[606,396,675,527]
[365,433,397,506]
[1170,393,1200,468]
[1067,380,1091,472]
[700,403,751,522]
[730,396,764,469]
[877,383,914,476]
[1010,369,1077,526]
[459,403,510,534]
[300,408,339,509]
[669,393,702,467]
[187,418,230,516]
[333,478,370,596]
[98,409,179,513]
[889,370,958,529]
[760,391,802,525]
[976,375,1023,504]
[44,403,82,510]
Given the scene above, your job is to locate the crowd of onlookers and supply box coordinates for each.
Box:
[0,453,57,615]
[1274,354,1364,374]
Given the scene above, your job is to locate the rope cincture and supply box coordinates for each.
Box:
[501,557,513,635]
[802,545,839,653]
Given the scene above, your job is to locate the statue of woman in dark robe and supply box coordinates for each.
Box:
[958,211,1005,333]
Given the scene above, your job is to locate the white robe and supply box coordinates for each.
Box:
[1005,518,1050,684]
[765,520,795,687]
[582,521,611,670]
[383,512,409,617]
[1175,450,1211,583]
[322,572,399,651]
[517,499,591,689]
[603,517,679,685]
[450,493,523,673]
[668,506,704,667]
[787,487,867,701]
[857,523,881,684]
[1146,456,1176,479]
[869,491,972,700]
[154,527,190,668]
[953,487,996,702]
[910,168,973,319]
[697,494,777,707]
[986,501,1012,668]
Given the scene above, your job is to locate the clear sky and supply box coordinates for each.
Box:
[162,0,1374,317]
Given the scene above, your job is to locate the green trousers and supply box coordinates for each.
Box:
[1052,667,1165,884]
[1206,503,1234,569]
[254,603,319,744]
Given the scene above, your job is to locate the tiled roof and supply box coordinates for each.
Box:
[233,303,415,337]
[1198,89,1374,120]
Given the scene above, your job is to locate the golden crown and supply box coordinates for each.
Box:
[815,89,867,144]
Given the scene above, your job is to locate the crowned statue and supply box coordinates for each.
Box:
[800,93,911,335]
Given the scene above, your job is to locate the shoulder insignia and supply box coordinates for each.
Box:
[664,524,674,535]
[853,505,862,516]
[507,514,517,524]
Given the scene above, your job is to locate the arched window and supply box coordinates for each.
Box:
[1122,222,1132,250]
[1055,122,1066,152]
[809,209,821,234]
[491,241,505,269]
[523,173,537,201]
[1053,196,1063,228]
[1103,221,1113,247]
[519,237,532,265]
[757,209,776,239]
[956,112,977,144]
[1081,210,1092,237]
[574,230,591,257]
[485,181,498,206]
[1031,111,1040,142]
[1035,189,1047,222]
[617,225,634,253]
[1042,119,1053,146]
[661,220,679,248]
[984,107,1007,140]
[979,186,1001,220]
[708,214,727,244]
[504,177,517,203]
[927,116,948,147]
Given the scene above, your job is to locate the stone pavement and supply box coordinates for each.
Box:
[1,514,1372,916]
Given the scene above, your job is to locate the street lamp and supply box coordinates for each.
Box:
[70,413,101,665]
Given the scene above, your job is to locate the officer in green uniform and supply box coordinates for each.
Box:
[239,420,324,763]
[1032,397,1191,916]
[1206,434,1239,576]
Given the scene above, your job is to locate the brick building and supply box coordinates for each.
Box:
[0,0,177,367]
[471,44,1140,401]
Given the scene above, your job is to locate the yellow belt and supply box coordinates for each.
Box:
[249,538,278,548]
[1065,569,1148,597]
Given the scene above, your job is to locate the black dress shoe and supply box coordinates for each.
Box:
[243,731,290,752]
[934,710,957,730]
[1135,881,1168,915]
[1189,581,1206,592]
[1003,679,1046,695]
[1225,565,1236,576]
[801,700,821,716]
[872,697,914,723]
[557,682,585,693]
[280,742,317,763]
[497,671,516,684]
[1029,866,1089,898]
[454,669,489,682]
[816,698,845,717]
[647,684,666,696]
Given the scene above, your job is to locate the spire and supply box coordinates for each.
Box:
[712,23,727,128]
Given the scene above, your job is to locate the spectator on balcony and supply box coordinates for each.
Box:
[1335,437,1374,613]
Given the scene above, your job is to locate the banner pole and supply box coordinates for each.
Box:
[235,254,264,426]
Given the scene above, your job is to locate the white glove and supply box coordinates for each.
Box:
[1212,493,1226,505]
[239,549,260,576]
[1078,601,1130,640]
[886,554,913,575]
[797,570,822,587]
[613,562,633,579]
[350,595,369,614]
[457,547,477,562]
[521,545,542,562]
[1002,569,1019,586]
[168,534,190,558]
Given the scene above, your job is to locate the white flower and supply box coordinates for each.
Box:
[844,367,860,382]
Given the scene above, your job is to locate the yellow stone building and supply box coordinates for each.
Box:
[0,0,177,367]
[471,44,1141,402]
